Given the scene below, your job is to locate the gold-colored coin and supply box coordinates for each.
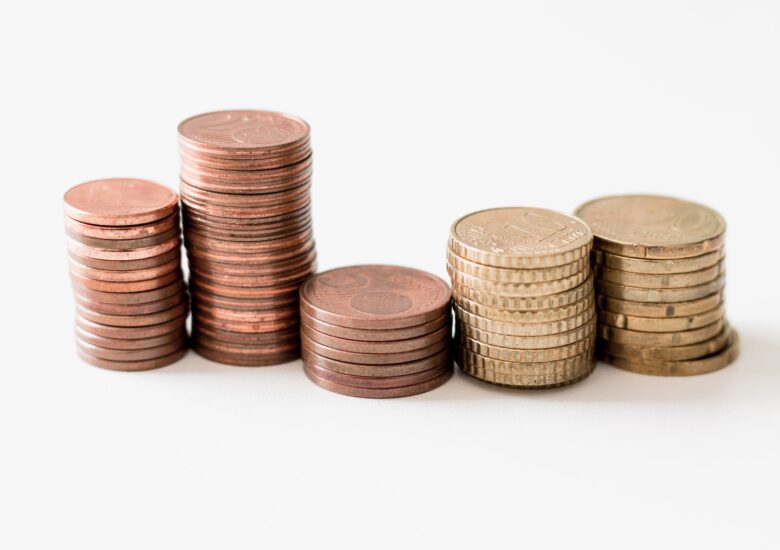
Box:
[598,303,725,333]
[446,248,589,283]
[449,207,592,268]
[457,347,595,388]
[598,319,724,346]
[454,290,594,323]
[575,195,726,259]
[595,273,725,303]
[592,247,725,275]
[448,265,589,297]
[453,275,594,310]
[457,314,595,349]
[599,330,739,376]
[597,324,732,362]
[458,330,595,363]
[594,260,724,289]
[596,290,724,318]
[454,301,594,336]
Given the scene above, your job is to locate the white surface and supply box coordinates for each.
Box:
[2,1,779,548]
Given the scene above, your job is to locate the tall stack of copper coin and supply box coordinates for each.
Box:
[575,195,739,376]
[177,110,317,366]
[447,208,597,388]
[299,265,452,398]
[64,178,188,371]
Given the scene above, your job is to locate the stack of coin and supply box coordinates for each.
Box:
[177,110,317,366]
[299,265,452,398]
[575,195,739,376]
[447,208,597,388]
[63,178,188,371]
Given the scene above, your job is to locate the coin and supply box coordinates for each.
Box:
[70,270,181,293]
[67,236,181,261]
[452,275,594,310]
[77,337,186,362]
[453,302,592,336]
[592,247,725,275]
[304,360,450,390]
[457,314,595,349]
[303,364,452,399]
[300,323,449,354]
[301,347,450,377]
[447,248,590,283]
[69,256,181,283]
[595,274,725,303]
[301,332,450,366]
[76,313,187,339]
[575,195,726,259]
[66,226,180,250]
[64,179,178,226]
[598,324,733,362]
[300,311,449,342]
[598,303,725,332]
[68,248,180,271]
[448,263,589,297]
[65,212,180,240]
[75,299,188,327]
[73,280,184,305]
[192,324,299,345]
[455,290,594,323]
[191,334,300,367]
[594,260,725,289]
[598,318,724,346]
[457,331,595,363]
[596,290,724,318]
[76,326,187,350]
[77,348,187,372]
[194,309,299,334]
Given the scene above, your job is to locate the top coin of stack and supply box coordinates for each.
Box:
[63,178,189,371]
[575,195,738,376]
[299,265,452,398]
[177,110,317,366]
[447,208,597,388]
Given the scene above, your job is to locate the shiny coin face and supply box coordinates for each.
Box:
[64,178,179,226]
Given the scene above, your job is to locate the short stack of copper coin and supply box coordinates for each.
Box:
[299,265,452,398]
[177,110,317,366]
[575,195,739,376]
[63,178,188,371]
[447,208,597,388]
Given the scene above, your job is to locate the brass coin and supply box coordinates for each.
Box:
[456,314,595,349]
[575,195,726,259]
[596,290,724,318]
[69,256,180,283]
[592,247,725,275]
[452,275,594,310]
[76,326,187,351]
[66,226,180,250]
[597,324,733,362]
[599,330,739,376]
[449,207,592,268]
[303,364,452,399]
[77,336,186,362]
[67,236,181,261]
[599,319,724,346]
[301,346,450,377]
[453,289,594,323]
[75,313,187,339]
[448,265,589,297]
[446,248,589,283]
[65,212,180,240]
[594,260,725,289]
[304,360,450,390]
[77,348,186,371]
[300,311,449,342]
[453,301,594,336]
[301,332,449,365]
[70,269,181,293]
[598,303,725,333]
[595,274,725,303]
[457,331,595,363]
[300,323,449,354]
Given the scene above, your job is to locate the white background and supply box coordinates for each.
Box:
[2,1,779,548]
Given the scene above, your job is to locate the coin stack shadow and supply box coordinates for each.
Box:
[178,110,317,366]
[64,179,189,371]
[447,208,597,388]
[299,265,452,398]
[575,195,739,376]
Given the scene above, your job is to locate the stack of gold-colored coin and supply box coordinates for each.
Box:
[447,208,596,388]
[575,195,739,376]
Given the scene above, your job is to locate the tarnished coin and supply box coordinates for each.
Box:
[303,364,452,399]
[592,247,725,275]
[595,274,725,303]
[447,248,589,283]
[575,195,726,259]
[452,275,594,311]
[300,311,449,342]
[70,270,180,293]
[448,259,589,297]
[77,337,186,362]
[597,324,733,362]
[76,326,187,351]
[301,323,449,354]
[76,313,187,339]
[594,260,725,289]
[456,314,595,349]
[302,347,450,377]
[304,360,450,390]
[600,329,739,376]
[458,331,595,363]
[65,212,180,240]
[449,208,592,268]
[453,302,591,336]
[69,256,180,283]
[64,178,178,226]
[598,303,725,332]
[301,332,450,365]
[598,319,724,346]
[596,290,724,318]
[77,347,186,371]
[66,226,180,250]
[454,291,594,323]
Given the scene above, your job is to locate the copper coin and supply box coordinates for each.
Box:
[76,325,187,350]
[302,346,450,377]
[300,265,451,330]
[190,286,298,311]
[66,226,180,251]
[77,347,186,371]
[194,310,299,334]
[180,194,310,219]
[69,247,180,271]
[179,136,311,163]
[179,147,312,172]
[187,248,316,276]
[65,212,180,240]
[304,360,450,390]
[77,336,185,362]
[193,302,299,324]
[303,364,452,398]
[182,203,312,228]
[76,313,187,339]
[189,277,302,299]
[180,162,312,194]
[184,217,312,242]
[184,227,313,253]
[300,331,449,365]
[67,235,181,261]
[190,264,314,288]
[192,335,300,367]
[192,323,299,345]
[301,323,450,354]
[70,269,180,293]
[185,240,314,265]
[76,298,188,326]
[69,256,181,283]
[75,291,186,317]
[301,311,450,342]
[64,178,178,226]
[74,279,184,305]
[180,179,311,207]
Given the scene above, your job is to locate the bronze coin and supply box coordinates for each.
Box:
[69,256,181,283]
[68,247,180,271]
[194,310,299,334]
[187,248,316,276]
[192,323,299,345]
[65,212,180,240]
[67,235,181,261]
[300,265,451,330]
[77,347,186,371]
[64,178,179,226]
[74,279,184,305]
[301,323,450,354]
[302,346,450,377]
[300,332,449,365]
[75,291,186,317]
[77,336,186,362]
[300,311,450,342]
[76,313,187,339]
[303,364,452,398]
[66,226,180,250]
[190,286,298,311]
[180,180,311,208]
[76,299,188,327]
[70,269,181,293]
[181,194,310,219]
[76,326,187,350]
[189,277,302,299]
[304,360,451,390]
[190,264,314,289]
